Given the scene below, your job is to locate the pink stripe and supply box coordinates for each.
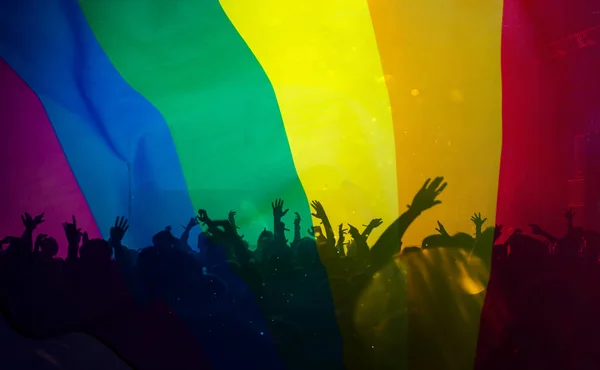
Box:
[0,58,100,256]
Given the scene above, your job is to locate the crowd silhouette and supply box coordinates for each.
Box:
[1,176,600,370]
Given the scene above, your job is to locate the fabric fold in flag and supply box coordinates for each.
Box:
[0,0,195,250]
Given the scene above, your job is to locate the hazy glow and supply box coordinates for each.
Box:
[365,0,504,245]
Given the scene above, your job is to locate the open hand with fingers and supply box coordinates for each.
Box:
[408,177,447,214]
[271,199,289,221]
[197,209,211,225]
[310,200,327,220]
[110,216,129,245]
[63,216,81,246]
[435,221,450,238]
[470,213,487,228]
[294,212,301,227]
[181,217,199,231]
[21,212,44,231]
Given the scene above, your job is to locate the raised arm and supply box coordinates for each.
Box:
[370,177,447,273]
[292,212,302,246]
[361,218,383,240]
[197,209,221,236]
[348,224,370,266]
[228,211,243,239]
[529,223,558,244]
[271,199,289,244]
[310,200,335,248]
[20,212,44,253]
[180,217,199,246]
[470,213,488,240]
[109,216,129,263]
[336,223,348,256]
[63,216,82,262]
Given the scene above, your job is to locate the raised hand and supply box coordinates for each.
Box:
[228,211,239,230]
[336,223,347,254]
[365,218,383,229]
[294,212,301,227]
[338,223,348,241]
[181,217,199,231]
[271,199,289,220]
[348,224,362,240]
[63,216,81,246]
[310,200,327,220]
[435,221,450,237]
[408,177,447,214]
[35,233,47,244]
[110,216,129,245]
[21,212,45,231]
[82,231,90,244]
[307,227,315,237]
[197,209,210,225]
[34,233,47,252]
[470,213,487,228]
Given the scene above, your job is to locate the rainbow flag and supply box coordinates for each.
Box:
[0,0,506,249]
[0,0,592,368]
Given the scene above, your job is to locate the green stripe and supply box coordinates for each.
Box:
[78,0,311,237]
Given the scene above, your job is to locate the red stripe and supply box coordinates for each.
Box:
[0,58,100,254]
[478,1,600,367]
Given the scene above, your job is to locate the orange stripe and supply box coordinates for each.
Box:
[366,0,504,246]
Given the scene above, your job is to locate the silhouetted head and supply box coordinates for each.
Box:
[452,232,475,249]
[39,237,59,259]
[198,231,221,251]
[421,234,446,249]
[152,228,177,249]
[401,246,422,255]
[257,228,274,250]
[296,237,318,266]
[79,238,112,264]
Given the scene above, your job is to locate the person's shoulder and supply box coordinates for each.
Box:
[138,246,158,259]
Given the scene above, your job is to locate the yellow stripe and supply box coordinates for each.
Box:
[219,0,399,243]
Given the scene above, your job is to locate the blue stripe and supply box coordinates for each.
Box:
[0,0,195,247]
